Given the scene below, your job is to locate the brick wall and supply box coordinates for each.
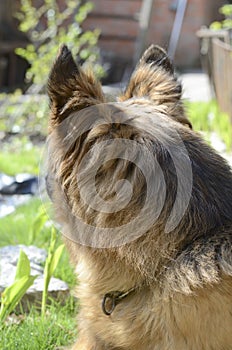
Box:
[85,0,225,69]
[83,0,141,58]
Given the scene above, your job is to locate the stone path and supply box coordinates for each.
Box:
[180,71,212,102]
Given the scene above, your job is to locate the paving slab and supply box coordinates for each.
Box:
[180,71,212,102]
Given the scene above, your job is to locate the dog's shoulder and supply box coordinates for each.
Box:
[163,229,232,295]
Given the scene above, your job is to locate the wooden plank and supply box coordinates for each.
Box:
[91,0,141,17]
[83,17,139,38]
[196,28,229,41]
[212,38,232,121]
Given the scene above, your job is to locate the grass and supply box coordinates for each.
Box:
[0,298,78,350]
[186,100,232,151]
[0,147,41,175]
[0,137,42,175]
[0,197,51,248]
[0,198,46,247]
[0,198,77,349]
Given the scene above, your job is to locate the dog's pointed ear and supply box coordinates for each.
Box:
[47,45,79,111]
[47,45,105,127]
[120,45,192,129]
[139,45,174,75]
[120,44,181,103]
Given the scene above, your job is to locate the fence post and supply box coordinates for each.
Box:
[212,37,232,122]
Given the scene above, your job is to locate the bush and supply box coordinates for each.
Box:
[0,91,48,136]
[15,0,104,89]
[210,4,232,30]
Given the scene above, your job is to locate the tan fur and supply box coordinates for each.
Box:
[47,45,232,350]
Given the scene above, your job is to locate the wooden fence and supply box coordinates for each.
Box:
[212,37,232,122]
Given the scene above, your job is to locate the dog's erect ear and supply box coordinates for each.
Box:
[120,44,181,104]
[47,45,105,126]
[120,44,192,129]
[139,45,174,75]
[47,45,79,111]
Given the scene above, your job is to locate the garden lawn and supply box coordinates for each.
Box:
[0,139,42,175]
[0,298,78,350]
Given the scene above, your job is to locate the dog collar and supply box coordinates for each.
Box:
[102,287,136,316]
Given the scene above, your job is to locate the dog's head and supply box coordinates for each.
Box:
[47,44,191,129]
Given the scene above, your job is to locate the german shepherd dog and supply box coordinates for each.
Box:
[46,44,232,349]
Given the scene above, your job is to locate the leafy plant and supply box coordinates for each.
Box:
[0,198,76,286]
[210,4,232,30]
[0,91,49,136]
[15,0,104,89]
[0,250,38,322]
[41,227,65,317]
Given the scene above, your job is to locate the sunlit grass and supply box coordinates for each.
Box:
[0,138,43,175]
[0,297,78,350]
[186,100,232,151]
[0,198,49,247]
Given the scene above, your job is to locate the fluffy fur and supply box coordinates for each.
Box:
[47,44,232,350]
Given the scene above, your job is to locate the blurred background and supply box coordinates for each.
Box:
[0,0,230,88]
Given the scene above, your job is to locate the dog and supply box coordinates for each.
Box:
[46,44,232,350]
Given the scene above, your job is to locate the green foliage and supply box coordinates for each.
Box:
[0,198,76,287]
[0,91,48,136]
[42,228,65,317]
[210,4,232,30]
[0,92,48,176]
[186,100,232,151]
[0,250,38,322]
[0,205,74,330]
[15,0,104,87]
[0,297,78,349]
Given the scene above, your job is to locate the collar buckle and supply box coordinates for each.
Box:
[102,288,136,316]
